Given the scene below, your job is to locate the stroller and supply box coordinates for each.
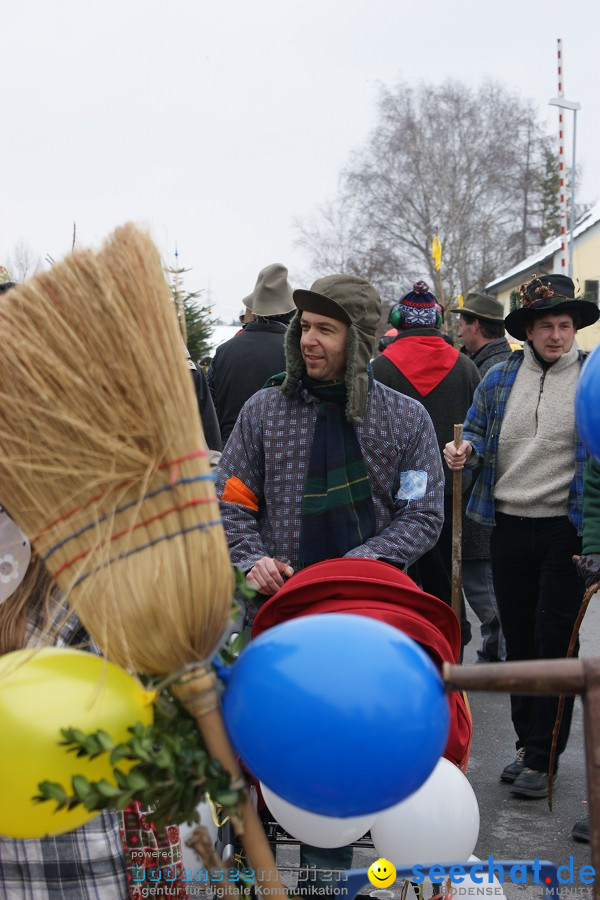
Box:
[252,558,472,770]
[215,557,473,892]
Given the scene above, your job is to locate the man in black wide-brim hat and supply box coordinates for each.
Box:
[444,273,599,799]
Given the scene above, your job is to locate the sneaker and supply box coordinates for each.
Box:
[500,747,526,783]
[511,767,557,799]
[571,817,590,843]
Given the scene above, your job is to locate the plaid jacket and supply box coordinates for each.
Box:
[0,604,129,900]
[216,380,444,572]
[464,349,588,534]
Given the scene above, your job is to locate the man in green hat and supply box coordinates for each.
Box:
[449,292,513,662]
[216,273,444,890]
[450,292,512,375]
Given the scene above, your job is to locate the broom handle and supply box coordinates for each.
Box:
[451,424,463,621]
[172,667,291,899]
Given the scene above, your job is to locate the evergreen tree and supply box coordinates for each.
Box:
[538,145,561,244]
[165,264,216,363]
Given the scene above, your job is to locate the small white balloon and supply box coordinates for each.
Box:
[260,782,375,848]
[371,758,479,866]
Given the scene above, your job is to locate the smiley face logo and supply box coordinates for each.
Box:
[368,858,397,888]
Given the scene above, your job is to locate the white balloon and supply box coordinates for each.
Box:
[371,758,479,866]
[260,782,375,848]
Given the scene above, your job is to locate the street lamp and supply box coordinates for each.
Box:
[549,96,581,278]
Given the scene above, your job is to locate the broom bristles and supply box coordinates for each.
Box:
[0,224,233,673]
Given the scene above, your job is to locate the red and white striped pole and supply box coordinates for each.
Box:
[556,39,568,272]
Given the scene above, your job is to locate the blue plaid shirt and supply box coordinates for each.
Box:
[464,349,588,534]
[216,380,444,572]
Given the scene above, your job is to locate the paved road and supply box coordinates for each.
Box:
[274,600,599,900]
[458,597,597,900]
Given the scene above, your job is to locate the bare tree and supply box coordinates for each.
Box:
[5,240,43,282]
[296,79,562,311]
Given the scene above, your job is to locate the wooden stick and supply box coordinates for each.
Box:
[548,579,600,809]
[184,826,240,898]
[443,658,586,695]
[172,666,291,899]
[451,424,463,621]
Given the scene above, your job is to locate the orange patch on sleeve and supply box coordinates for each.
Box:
[222,476,259,511]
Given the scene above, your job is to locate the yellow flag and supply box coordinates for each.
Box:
[457,294,464,308]
[432,236,442,272]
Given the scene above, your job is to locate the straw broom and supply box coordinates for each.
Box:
[0,224,288,896]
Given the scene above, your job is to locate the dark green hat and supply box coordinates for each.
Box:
[450,292,505,323]
[282,274,381,423]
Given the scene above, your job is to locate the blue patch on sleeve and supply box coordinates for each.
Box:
[397,470,428,501]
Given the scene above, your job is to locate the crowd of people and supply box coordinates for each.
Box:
[1,259,600,897]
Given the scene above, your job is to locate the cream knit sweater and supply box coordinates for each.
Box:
[494,341,580,518]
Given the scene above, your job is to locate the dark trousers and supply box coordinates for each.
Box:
[299,844,354,895]
[490,513,583,773]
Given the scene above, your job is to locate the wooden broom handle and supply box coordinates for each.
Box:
[172,667,291,899]
[451,424,463,621]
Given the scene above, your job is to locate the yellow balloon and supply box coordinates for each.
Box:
[0,647,155,839]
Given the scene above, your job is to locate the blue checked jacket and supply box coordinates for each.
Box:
[464,349,588,534]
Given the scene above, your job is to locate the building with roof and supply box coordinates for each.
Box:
[486,203,600,351]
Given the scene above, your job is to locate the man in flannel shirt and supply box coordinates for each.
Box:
[444,273,599,801]
[216,273,444,893]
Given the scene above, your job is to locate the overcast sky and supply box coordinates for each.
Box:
[2,0,599,322]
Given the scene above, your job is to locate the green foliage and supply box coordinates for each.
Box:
[219,629,250,666]
[509,289,521,313]
[539,145,561,244]
[218,569,255,664]
[34,690,246,829]
[34,569,257,829]
[234,566,258,603]
[166,265,217,363]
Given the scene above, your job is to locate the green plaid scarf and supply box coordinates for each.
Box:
[295,374,376,568]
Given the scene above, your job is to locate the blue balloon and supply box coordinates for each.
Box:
[222,613,450,817]
[576,344,600,463]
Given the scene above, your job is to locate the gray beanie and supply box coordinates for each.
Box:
[282,274,381,423]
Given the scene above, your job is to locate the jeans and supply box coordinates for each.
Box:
[462,559,505,662]
[490,513,583,772]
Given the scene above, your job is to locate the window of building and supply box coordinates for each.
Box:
[584,279,599,305]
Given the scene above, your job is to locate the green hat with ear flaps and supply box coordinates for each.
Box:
[281,274,382,423]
